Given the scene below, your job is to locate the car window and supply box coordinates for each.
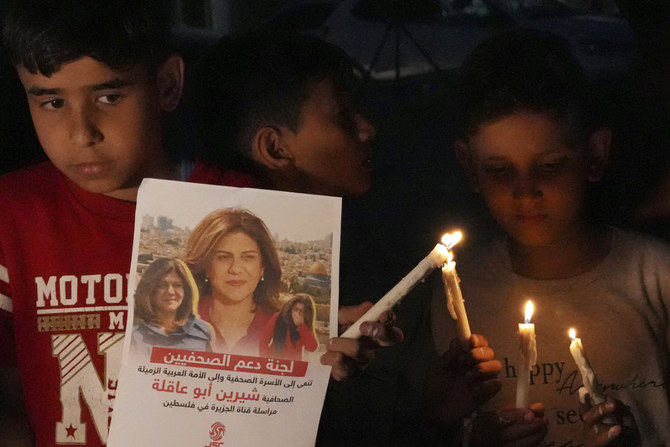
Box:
[266,2,338,32]
[440,0,496,21]
[352,0,442,22]
[494,0,576,18]
[353,0,503,26]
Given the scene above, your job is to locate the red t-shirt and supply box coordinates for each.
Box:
[0,160,237,446]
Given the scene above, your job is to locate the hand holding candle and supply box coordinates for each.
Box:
[341,233,456,339]
[440,232,471,342]
[516,300,537,409]
[568,328,606,405]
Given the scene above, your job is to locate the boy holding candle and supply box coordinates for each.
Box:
[432,28,670,446]
[188,31,501,446]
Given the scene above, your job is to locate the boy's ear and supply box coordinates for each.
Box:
[251,126,293,170]
[156,54,184,112]
[587,127,612,182]
[454,140,479,192]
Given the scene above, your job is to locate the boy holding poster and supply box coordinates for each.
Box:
[431,28,670,446]
[0,0,193,444]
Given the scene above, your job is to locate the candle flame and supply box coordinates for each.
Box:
[569,328,576,341]
[524,300,534,324]
[440,231,463,251]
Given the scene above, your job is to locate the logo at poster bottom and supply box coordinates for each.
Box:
[205,421,226,446]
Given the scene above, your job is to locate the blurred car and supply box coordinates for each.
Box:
[265,0,634,82]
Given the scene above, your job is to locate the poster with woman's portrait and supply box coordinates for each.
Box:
[109,179,340,446]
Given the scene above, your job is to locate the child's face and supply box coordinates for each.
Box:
[17,56,173,201]
[459,111,592,247]
[282,77,376,196]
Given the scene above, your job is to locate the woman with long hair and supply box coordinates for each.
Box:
[259,294,318,361]
[184,208,282,354]
[131,257,211,358]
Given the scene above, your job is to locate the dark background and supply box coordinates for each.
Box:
[2,0,670,298]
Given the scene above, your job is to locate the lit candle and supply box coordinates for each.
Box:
[569,328,605,405]
[440,232,470,342]
[516,300,537,408]
[341,233,455,339]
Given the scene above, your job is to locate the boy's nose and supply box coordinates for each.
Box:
[69,109,103,147]
[512,176,542,199]
[355,114,376,143]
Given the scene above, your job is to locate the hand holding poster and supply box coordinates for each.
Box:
[108,179,341,446]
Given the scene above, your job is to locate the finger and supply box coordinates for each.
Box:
[320,351,354,381]
[338,302,374,330]
[359,320,404,345]
[475,359,503,376]
[582,400,616,429]
[497,416,548,444]
[470,345,497,362]
[528,402,546,418]
[320,349,367,382]
[590,424,622,447]
[469,333,490,348]
[325,337,361,359]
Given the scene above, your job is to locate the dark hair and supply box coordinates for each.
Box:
[189,30,359,171]
[455,28,594,147]
[2,0,173,76]
[272,294,315,353]
[184,208,282,314]
[134,257,196,328]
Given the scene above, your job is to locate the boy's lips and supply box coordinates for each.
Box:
[72,161,113,176]
[515,213,548,224]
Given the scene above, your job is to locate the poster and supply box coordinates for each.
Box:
[108,179,340,446]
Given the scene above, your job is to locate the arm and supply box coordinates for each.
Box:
[320,301,404,381]
[296,324,318,353]
[425,334,503,427]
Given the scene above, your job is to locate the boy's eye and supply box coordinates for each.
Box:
[41,98,65,110]
[538,156,568,172]
[483,164,511,176]
[98,93,123,104]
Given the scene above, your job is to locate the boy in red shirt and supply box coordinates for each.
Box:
[0,0,188,444]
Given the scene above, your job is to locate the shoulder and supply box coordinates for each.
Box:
[187,158,260,188]
[191,317,212,340]
[611,227,670,264]
[0,162,60,199]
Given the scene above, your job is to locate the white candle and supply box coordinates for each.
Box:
[341,234,454,339]
[516,300,537,408]
[441,232,470,342]
[569,328,606,405]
